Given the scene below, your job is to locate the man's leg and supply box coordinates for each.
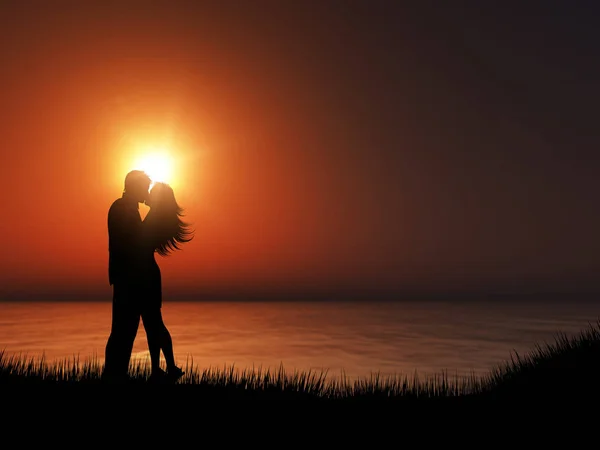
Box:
[103,291,121,381]
[103,285,140,382]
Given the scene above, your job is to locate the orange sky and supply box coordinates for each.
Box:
[0,10,395,299]
[1,3,599,301]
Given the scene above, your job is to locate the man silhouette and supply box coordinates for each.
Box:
[102,170,152,383]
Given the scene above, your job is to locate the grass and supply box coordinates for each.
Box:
[2,320,600,404]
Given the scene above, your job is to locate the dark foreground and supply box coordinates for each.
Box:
[2,321,600,423]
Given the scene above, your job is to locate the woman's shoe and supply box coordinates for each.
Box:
[167,366,185,381]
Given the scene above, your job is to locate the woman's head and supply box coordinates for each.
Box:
[145,182,194,256]
[146,182,177,210]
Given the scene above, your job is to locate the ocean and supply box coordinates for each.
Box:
[1,299,599,380]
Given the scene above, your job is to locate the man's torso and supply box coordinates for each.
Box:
[108,196,143,287]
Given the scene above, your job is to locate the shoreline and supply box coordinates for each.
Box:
[3,321,600,403]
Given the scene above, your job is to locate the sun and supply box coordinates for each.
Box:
[134,149,174,185]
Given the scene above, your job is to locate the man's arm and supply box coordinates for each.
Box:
[108,202,143,285]
[108,203,140,251]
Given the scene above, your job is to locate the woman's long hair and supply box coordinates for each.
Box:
[144,182,194,256]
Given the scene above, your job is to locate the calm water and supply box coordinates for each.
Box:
[1,300,599,380]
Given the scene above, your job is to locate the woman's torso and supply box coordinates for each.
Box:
[141,214,162,306]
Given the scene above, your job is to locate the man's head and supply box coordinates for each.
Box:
[123,170,152,203]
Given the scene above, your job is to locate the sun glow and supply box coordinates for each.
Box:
[134,149,174,185]
[112,132,203,203]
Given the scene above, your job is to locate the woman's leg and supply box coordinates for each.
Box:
[141,307,164,374]
[161,327,178,371]
[155,309,178,371]
[142,306,181,373]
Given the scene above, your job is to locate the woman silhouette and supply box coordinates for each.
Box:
[140,181,194,382]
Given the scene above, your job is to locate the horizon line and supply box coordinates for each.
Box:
[1,289,599,303]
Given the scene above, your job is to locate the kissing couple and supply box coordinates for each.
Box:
[102,170,194,384]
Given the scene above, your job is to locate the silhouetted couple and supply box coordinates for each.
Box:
[102,170,194,384]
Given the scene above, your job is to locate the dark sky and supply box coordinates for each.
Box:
[1,1,599,301]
